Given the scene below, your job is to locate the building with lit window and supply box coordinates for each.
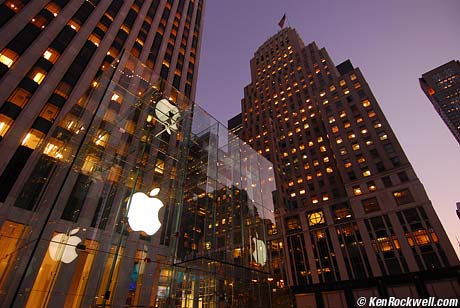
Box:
[239,27,460,307]
[0,0,204,203]
[420,60,460,145]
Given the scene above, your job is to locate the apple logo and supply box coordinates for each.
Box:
[252,232,267,266]
[127,188,164,236]
[155,99,180,134]
[48,228,81,264]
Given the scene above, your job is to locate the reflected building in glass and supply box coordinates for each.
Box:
[239,27,460,306]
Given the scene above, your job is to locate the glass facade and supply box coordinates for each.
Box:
[0,54,276,307]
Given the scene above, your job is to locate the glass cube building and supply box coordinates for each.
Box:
[0,53,277,308]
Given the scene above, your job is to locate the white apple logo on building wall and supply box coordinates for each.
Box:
[127,188,164,236]
[155,99,180,134]
[48,228,81,264]
[252,232,267,266]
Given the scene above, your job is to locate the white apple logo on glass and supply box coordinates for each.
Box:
[252,232,267,266]
[48,228,81,263]
[127,188,164,236]
[155,99,180,134]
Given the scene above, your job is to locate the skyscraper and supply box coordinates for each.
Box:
[0,0,204,204]
[240,27,460,306]
[420,60,460,145]
[0,1,214,307]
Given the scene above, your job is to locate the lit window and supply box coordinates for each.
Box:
[350,74,357,81]
[362,99,371,107]
[353,186,362,196]
[323,157,329,162]
[356,117,364,123]
[344,121,351,128]
[332,126,339,133]
[155,159,165,174]
[326,167,333,173]
[43,50,52,60]
[329,85,336,92]
[308,211,325,226]
[290,192,296,197]
[32,71,46,84]
[357,156,366,163]
[339,80,346,86]
[336,138,343,144]
[88,34,101,46]
[343,88,350,95]
[313,160,319,166]
[361,128,368,134]
[94,130,109,147]
[413,230,431,245]
[367,181,377,192]
[348,133,356,139]
[362,169,371,177]
[365,140,373,146]
[320,146,326,152]
[339,148,347,155]
[339,110,347,118]
[21,129,45,149]
[328,116,335,123]
[0,114,14,137]
[0,49,18,67]
[43,138,66,160]
[299,189,306,195]
[68,20,80,31]
[42,48,59,63]
[373,121,382,128]
[344,161,352,168]
[352,143,360,151]
[288,181,294,187]
[368,111,376,118]
[379,133,388,141]
[45,2,60,15]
